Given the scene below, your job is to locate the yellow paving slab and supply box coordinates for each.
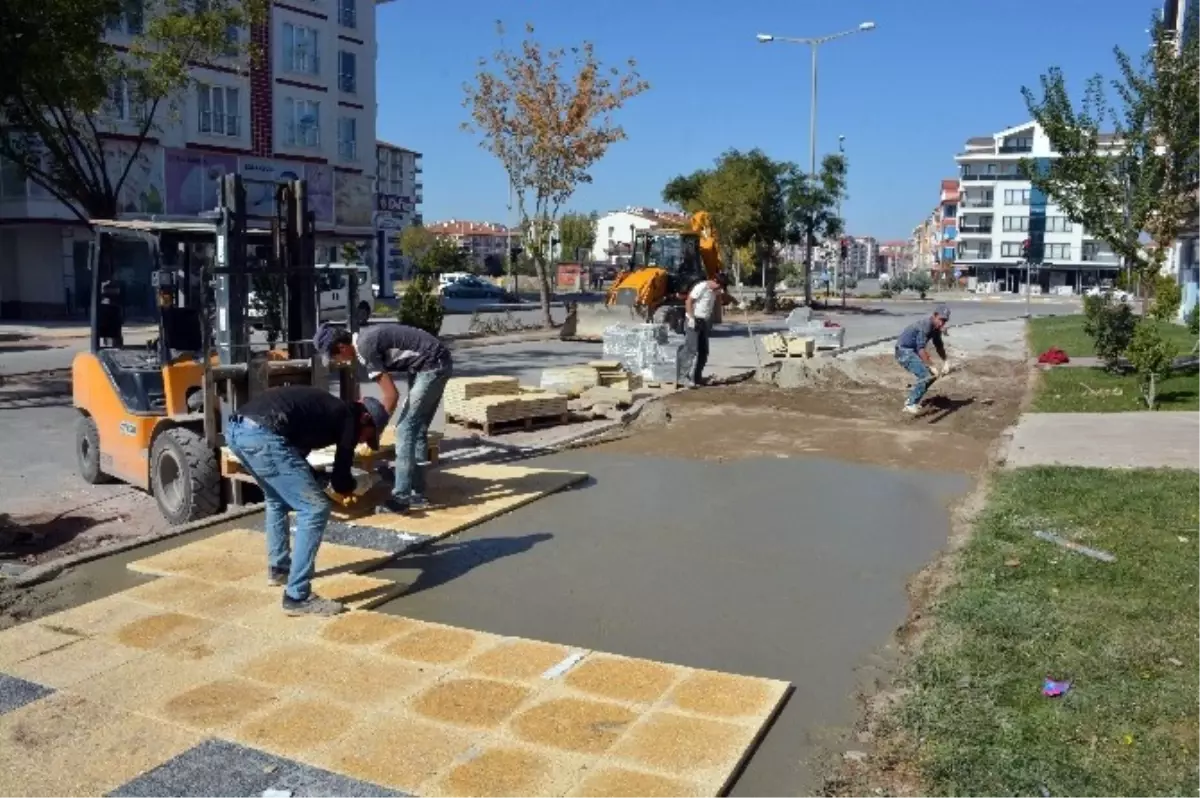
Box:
[334,463,588,538]
[0,579,790,798]
[197,529,396,576]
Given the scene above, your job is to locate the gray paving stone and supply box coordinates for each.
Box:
[0,673,53,715]
[109,738,407,797]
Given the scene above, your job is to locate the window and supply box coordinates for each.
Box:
[943,204,956,218]
[284,98,320,147]
[197,84,240,137]
[338,117,357,160]
[338,0,357,28]
[283,23,320,75]
[107,0,144,35]
[338,51,357,93]
[0,158,26,199]
[105,78,131,120]
[1002,216,1029,232]
[1004,189,1030,205]
[1045,216,1073,232]
[1001,242,1025,257]
[1045,243,1071,260]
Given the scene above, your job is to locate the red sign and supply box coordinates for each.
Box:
[556,263,583,292]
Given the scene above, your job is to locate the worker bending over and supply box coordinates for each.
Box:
[226,385,390,616]
[895,304,952,414]
[315,322,453,515]
[681,273,731,387]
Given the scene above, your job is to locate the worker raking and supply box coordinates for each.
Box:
[894,304,954,415]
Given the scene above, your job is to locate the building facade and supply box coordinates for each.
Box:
[846,236,879,278]
[425,220,510,271]
[876,240,910,277]
[0,0,390,319]
[373,140,422,287]
[954,121,1122,295]
[938,179,959,282]
[591,207,689,264]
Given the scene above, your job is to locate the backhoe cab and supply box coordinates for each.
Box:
[72,174,361,525]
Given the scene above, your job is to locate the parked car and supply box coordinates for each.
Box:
[1085,285,1133,304]
[249,263,374,326]
[439,274,506,301]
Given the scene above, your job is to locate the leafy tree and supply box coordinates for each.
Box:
[558,211,597,262]
[783,154,847,306]
[907,271,932,299]
[1082,292,1137,371]
[1149,273,1182,320]
[1126,318,1178,409]
[1020,4,1198,294]
[419,238,471,276]
[0,0,267,222]
[398,275,444,336]
[463,22,649,327]
[400,224,435,262]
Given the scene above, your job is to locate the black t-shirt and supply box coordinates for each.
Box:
[355,323,450,378]
[238,386,357,492]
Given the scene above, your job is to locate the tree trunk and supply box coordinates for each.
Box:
[534,257,554,328]
[761,244,777,314]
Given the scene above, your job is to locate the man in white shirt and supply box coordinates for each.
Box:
[680,273,730,386]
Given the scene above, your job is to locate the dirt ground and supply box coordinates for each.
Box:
[601,354,1030,475]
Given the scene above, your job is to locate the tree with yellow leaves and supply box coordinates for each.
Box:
[463,22,649,327]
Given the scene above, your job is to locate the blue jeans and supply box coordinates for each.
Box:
[226,419,331,601]
[895,348,932,406]
[393,365,451,501]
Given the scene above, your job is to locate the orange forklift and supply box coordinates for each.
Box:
[72,174,361,524]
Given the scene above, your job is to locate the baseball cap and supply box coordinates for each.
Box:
[934,303,951,321]
[358,397,390,450]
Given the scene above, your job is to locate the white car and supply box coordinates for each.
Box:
[248,264,375,326]
[1085,285,1133,304]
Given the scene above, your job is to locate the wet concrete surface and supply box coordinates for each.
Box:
[2,447,971,796]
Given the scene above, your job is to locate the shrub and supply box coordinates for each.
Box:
[1186,304,1199,336]
[908,271,932,299]
[1082,292,1137,371]
[398,274,444,335]
[1150,274,1183,321]
[1126,318,1179,409]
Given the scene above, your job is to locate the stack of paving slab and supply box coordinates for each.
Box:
[444,376,568,430]
[589,360,644,391]
[602,323,683,383]
[784,308,845,350]
[761,333,816,359]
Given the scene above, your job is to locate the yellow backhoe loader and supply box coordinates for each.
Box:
[561,211,724,341]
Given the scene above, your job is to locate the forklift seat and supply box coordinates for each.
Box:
[161,306,203,354]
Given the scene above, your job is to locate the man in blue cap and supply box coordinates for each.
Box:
[894,304,952,414]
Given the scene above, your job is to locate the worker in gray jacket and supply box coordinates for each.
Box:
[894,304,952,414]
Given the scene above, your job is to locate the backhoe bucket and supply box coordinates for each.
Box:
[560,302,644,341]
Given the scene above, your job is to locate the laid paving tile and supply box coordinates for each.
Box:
[4,636,145,688]
[121,576,219,610]
[563,653,685,706]
[230,697,357,759]
[424,744,583,798]
[0,692,200,797]
[0,673,53,716]
[607,711,757,795]
[34,594,163,640]
[565,766,705,797]
[107,610,216,652]
[508,693,640,755]
[237,641,439,707]
[313,712,474,794]
[307,573,404,610]
[126,546,262,584]
[462,639,576,684]
[382,621,500,666]
[110,738,406,797]
[71,653,215,713]
[318,611,416,647]
[158,620,284,669]
[154,677,281,733]
[664,670,789,722]
[409,677,533,730]
[206,529,397,579]
[0,621,85,668]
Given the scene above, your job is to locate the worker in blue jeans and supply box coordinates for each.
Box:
[225,385,390,616]
[315,322,453,514]
[895,304,952,414]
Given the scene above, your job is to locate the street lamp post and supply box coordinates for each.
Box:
[757,21,875,307]
[837,134,846,307]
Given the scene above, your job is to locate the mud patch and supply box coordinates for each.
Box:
[610,355,1027,473]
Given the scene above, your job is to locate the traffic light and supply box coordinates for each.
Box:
[1021,238,1031,261]
[839,238,849,261]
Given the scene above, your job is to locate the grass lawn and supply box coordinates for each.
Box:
[1033,365,1200,412]
[1028,314,1198,358]
[898,467,1199,797]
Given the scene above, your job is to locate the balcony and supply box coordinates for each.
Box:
[959,225,993,234]
[959,174,995,182]
[957,249,993,261]
[999,145,1032,154]
[960,199,993,209]
[1082,251,1121,265]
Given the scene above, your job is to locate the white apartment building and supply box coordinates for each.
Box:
[0,0,390,320]
[426,220,510,270]
[955,121,1122,295]
[374,140,422,284]
[846,236,879,278]
[591,207,689,264]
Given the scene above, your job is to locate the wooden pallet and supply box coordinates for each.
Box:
[447,411,570,436]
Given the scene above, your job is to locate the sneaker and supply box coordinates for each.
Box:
[374,496,410,515]
[902,403,921,415]
[267,567,289,587]
[282,594,345,617]
[409,494,431,510]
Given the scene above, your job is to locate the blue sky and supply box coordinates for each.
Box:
[376,0,1157,240]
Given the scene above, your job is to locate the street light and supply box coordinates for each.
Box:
[756,20,876,306]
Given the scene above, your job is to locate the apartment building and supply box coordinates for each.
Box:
[845,236,879,278]
[426,220,510,270]
[937,179,959,282]
[954,121,1122,295]
[374,140,422,284]
[876,241,910,277]
[591,207,690,264]
[910,207,941,275]
[0,0,390,319]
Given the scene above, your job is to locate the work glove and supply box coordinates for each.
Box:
[685,315,696,330]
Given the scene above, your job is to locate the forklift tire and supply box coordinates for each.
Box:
[150,427,221,525]
[76,416,113,485]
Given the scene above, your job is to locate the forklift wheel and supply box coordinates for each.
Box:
[150,427,221,525]
[76,416,113,485]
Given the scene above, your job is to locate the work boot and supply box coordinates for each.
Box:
[282,594,345,617]
[267,567,289,587]
[374,496,410,515]
[409,494,431,510]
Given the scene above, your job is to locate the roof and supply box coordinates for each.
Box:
[426,220,510,236]
[965,136,994,146]
[376,139,422,156]
[601,206,690,226]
